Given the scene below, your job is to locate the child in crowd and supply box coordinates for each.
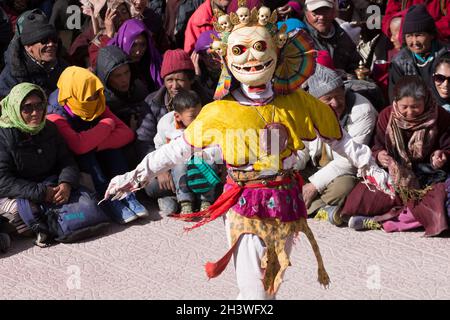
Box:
[147,89,221,214]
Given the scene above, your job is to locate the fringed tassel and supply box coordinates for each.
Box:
[179,184,244,231]
[204,241,240,278]
[300,218,331,288]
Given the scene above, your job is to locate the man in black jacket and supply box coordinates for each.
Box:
[302,0,361,75]
[136,49,211,161]
[0,11,67,98]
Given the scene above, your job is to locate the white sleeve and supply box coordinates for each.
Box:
[295,143,311,171]
[104,136,193,199]
[322,128,372,169]
[153,130,165,150]
[308,157,355,193]
[135,136,193,183]
[310,99,378,192]
[153,112,171,150]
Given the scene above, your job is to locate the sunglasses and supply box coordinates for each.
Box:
[433,73,450,85]
[21,102,46,114]
[40,36,58,45]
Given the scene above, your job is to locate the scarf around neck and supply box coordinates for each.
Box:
[386,97,438,168]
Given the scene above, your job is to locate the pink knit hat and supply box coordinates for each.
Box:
[316,50,335,70]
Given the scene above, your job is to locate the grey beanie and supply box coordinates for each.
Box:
[307,64,344,98]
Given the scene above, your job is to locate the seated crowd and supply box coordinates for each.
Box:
[0,0,449,254]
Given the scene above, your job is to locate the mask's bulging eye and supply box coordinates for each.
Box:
[232,45,247,56]
[253,41,267,52]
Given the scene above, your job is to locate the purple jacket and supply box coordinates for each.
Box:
[108,19,163,88]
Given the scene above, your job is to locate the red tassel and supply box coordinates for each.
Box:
[205,241,240,278]
[294,172,304,191]
[184,185,243,231]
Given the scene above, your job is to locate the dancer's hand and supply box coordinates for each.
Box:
[277,4,293,20]
[103,172,141,202]
[302,183,318,208]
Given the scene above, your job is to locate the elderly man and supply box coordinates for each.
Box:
[0,11,67,97]
[298,64,378,224]
[302,0,361,75]
[136,49,211,160]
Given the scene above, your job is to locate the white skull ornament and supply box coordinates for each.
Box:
[218,14,233,32]
[276,33,288,48]
[258,6,271,25]
[211,40,227,56]
[236,7,250,25]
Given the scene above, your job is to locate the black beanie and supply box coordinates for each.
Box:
[402,4,436,35]
[20,12,57,46]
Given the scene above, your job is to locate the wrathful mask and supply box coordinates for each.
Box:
[226,25,278,87]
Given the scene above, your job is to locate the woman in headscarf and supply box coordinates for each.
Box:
[46,66,148,224]
[431,51,450,113]
[341,76,450,236]
[0,83,79,241]
[127,0,168,51]
[107,18,163,92]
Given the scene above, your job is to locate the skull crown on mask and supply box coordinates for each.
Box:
[210,2,288,88]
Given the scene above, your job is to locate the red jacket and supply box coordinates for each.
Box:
[88,34,111,70]
[183,0,261,54]
[382,0,450,40]
[184,0,214,54]
[46,107,135,155]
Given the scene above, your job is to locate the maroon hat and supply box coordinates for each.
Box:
[160,49,195,79]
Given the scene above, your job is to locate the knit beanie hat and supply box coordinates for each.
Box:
[307,64,343,98]
[161,49,195,79]
[402,4,436,35]
[15,9,46,36]
[20,11,57,46]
